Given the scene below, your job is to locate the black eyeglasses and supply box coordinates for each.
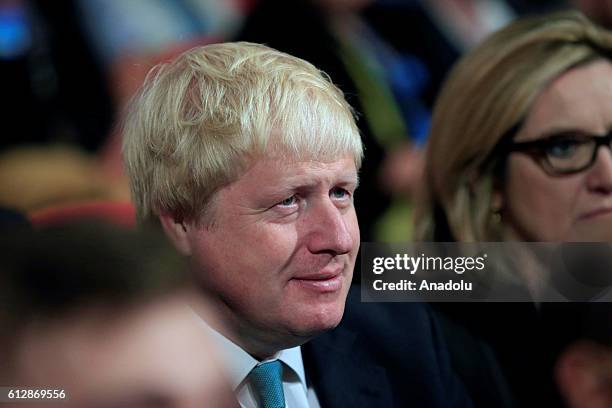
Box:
[507,130,612,176]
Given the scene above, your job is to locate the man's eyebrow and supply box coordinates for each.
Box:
[341,174,360,189]
[257,170,360,198]
[294,173,360,190]
[328,171,359,190]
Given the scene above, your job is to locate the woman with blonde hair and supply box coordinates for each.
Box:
[416,10,612,242]
[415,10,612,407]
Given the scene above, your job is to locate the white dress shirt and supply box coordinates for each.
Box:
[193,312,321,408]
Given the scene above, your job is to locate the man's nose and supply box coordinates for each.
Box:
[586,146,612,194]
[304,199,356,255]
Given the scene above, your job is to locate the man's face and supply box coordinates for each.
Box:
[183,154,360,355]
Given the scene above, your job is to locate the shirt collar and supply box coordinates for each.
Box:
[279,345,308,393]
[191,309,308,393]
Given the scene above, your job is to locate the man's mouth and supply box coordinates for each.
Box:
[290,268,344,292]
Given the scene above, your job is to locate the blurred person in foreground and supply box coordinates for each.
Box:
[0,223,234,408]
[122,41,473,407]
[414,10,612,407]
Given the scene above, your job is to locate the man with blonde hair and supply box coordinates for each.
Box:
[123,41,473,407]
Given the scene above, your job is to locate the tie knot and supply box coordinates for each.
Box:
[249,360,285,408]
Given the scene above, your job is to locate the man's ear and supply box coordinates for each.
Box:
[159,213,192,256]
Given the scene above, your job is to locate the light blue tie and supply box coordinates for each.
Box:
[249,360,285,408]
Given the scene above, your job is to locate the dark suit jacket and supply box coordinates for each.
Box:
[302,288,474,407]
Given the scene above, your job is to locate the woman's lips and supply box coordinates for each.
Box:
[579,207,612,220]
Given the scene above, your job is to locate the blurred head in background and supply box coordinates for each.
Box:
[416,11,612,242]
[0,224,234,408]
[555,304,612,408]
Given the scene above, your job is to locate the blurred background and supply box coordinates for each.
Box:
[0,0,607,240]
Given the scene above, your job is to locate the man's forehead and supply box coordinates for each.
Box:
[241,155,358,186]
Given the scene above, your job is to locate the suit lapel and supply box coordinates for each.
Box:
[303,327,393,408]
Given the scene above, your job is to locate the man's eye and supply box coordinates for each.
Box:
[278,196,297,207]
[330,187,350,200]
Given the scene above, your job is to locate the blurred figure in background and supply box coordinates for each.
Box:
[0,0,129,214]
[0,0,248,216]
[76,0,246,104]
[1,0,113,151]
[555,304,612,408]
[557,341,612,408]
[572,0,612,28]
[0,224,235,408]
[415,10,612,407]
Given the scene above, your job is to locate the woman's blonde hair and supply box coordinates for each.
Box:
[415,11,612,241]
[122,42,362,223]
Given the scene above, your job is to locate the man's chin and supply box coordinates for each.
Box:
[287,302,346,338]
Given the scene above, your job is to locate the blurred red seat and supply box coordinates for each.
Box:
[29,201,136,229]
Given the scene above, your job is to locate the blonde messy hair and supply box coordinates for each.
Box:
[415,11,612,241]
[122,42,362,223]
